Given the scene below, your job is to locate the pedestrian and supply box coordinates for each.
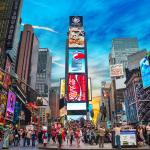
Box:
[69,128,74,146]
[61,128,65,145]
[38,130,43,144]
[98,125,105,148]
[14,128,20,146]
[66,128,70,145]
[57,128,62,148]
[26,130,32,146]
[22,129,27,147]
[31,130,36,147]
[51,128,56,144]
[146,123,150,145]
[114,124,121,149]
[75,128,82,148]
[43,131,48,147]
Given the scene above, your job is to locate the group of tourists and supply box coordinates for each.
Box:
[0,120,150,149]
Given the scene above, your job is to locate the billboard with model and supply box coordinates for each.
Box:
[110,64,124,77]
[5,90,16,121]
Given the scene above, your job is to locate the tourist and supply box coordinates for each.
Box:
[98,125,105,148]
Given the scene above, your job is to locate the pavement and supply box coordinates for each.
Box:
[1,140,150,150]
[38,142,150,150]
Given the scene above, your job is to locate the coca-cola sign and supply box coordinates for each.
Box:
[67,74,87,102]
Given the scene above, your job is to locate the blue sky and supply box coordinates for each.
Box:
[21,0,150,97]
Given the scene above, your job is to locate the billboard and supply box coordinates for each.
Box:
[67,103,86,110]
[5,90,16,121]
[68,49,85,73]
[67,74,87,102]
[60,79,65,98]
[88,78,92,101]
[120,130,137,146]
[0,70,4,86]
[110,64,124,77]
[140,55,150,88]
[69,27,84,48]
[70,16,83,27]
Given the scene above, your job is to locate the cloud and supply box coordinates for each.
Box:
[52,61,65,68]
[21,23,58,33]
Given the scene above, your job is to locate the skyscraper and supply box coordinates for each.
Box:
[16,25,39,93]
[110,38,138,67]
[109,38,139,123]
[0,0,22,72]
[35,48,52,100]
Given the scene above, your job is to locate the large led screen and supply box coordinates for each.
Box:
[67,103,86,110]
[5,90,16,121]
[68,49,85,73]
[67,115,86,120]
[140,56,150,88]
[68,74,87,102]
[69,27,84,48]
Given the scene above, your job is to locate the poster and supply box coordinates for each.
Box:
[69,27,84,48]
[70,16,83,27]
[67,74,87,102]
[5,91,16,121]
[68,49,85,73]
[110,64,124,77]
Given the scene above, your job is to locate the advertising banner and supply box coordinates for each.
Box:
[68,74,87,102]
[5,91,16,121]
[120,130,137,146]
[69,27,84,48]
[3,74,11,90]
[70,16,83,27]
[68,49,85,73]
[0,70,4,86]
[140,56,150,89]
[0,92,7,115]
[110,64,124,77]
[60,79,65,98]
[88,78,92,101]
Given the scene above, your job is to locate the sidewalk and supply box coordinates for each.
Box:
[38,142,150,150]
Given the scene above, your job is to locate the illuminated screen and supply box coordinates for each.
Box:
[67,115,86,120]
[60,79,65,98]
[140,56,150,88]
[68,49,85,73]
[67,103,86,110]
[88,78,92,101]
[5,90,16,121]
[67,74,87,102]
[69,27,84,48]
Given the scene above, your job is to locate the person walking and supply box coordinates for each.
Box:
[69,128,74,146]
[43,131,48,147]
[26,130,32,146]
[75,128,82,148]
[146,123,150,145]
[57,128,62,148]
[114,125,121,149]
[22,129,27,147]
[31,130,36,147]
[98,125,105,148]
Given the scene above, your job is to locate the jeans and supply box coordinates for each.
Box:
[116,135,121,148]
[99,136,104,147]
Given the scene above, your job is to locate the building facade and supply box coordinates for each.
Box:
[16,25,39,94]
[0,0,22,73]
[109,38,139,123]
[35,48,52,99]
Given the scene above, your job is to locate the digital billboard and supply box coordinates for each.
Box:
[120,130,137,146]
[0,70,4,86]
[69,27,84,48]
[5,90,16,121]
[88,78,92,101]
[110,64,124,77]
[68,74,87,102]
[70,16,83,27]
[140,55,150,88]
[67,103,86,110]
[60,78,65,98]
[68,49,85,73]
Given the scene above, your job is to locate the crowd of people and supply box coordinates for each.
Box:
[0,120,150,149]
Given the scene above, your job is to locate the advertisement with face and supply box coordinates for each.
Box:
[140,56,150,88]
[69,27,84,48]
[60,79,65,98]
[67,74,87,102]
[5,91,16,121]
[68,49,85,73]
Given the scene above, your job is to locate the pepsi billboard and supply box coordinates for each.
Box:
[68,49,85,73]
[140,55,150,89]
[67,74,87,102]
